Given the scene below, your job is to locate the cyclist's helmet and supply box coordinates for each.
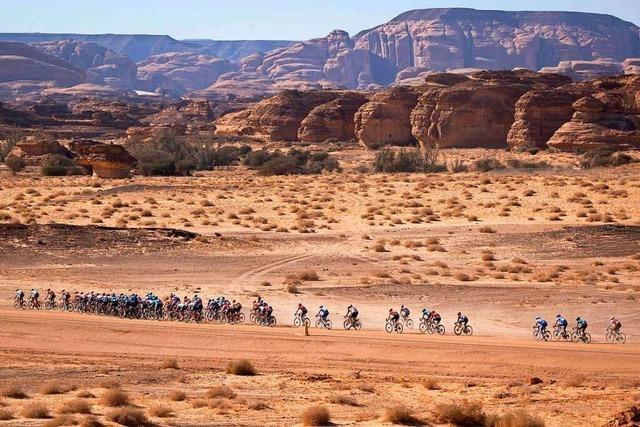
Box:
[389,308,393,313]
[576,317,581,321]
[535,316,540,320]
[298,303,302,307]
[457,312,461,316]
[610,316,615,320]
[556,313,561,318]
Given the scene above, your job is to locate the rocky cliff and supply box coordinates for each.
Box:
[0,42,85,86]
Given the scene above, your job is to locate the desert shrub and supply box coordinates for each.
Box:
[100,388,130,407]
[41,154,84,176]
[471,157,505,172]
[0,131,23,162]
[435,400,486,426]
[106,407,151,427]
[385,405,418,425]
[58,398,92,414]
[564,373,586,387]
[422,377,441,390]
[206,385,237,399]
[40,381,70,395]
[479,225,496,233]
[5,155,25,175]
[43,414,77,427]
[0,408,13,420]
[1,384,27,398]
[301,405,331,426]
[486,410,545,427]
[580,149,635,169]
[80,416,104,427]
[23,402,51,418]
[160,358,179,369]
[329,394,360,406]
[148,404,173,418]
[506,158,550,169]
[259,155,304,175]
[168,390,186,401]
[373,148,446,173]
[247,399,270,410]
[298,270,320,281]
[225,359,257,376]
[243,149,272,168]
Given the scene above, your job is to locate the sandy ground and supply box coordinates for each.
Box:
[0,148,639,426]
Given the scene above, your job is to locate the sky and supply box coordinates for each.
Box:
[1,0,639,40]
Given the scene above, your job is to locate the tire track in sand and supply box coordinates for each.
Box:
[231,253,317,287]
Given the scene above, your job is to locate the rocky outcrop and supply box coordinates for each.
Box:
[69,140,136,178]
[354,86,423,149]
[507,89,582,150]
[141,99,214,132]
[547,76,640,151]
[298,92,369,142]
[215,90,342,141]
[137,52,238,94]
[540,59,624,81]
[8,137,70,166]
[605,405,640,427]
[0,42,85,86]
[33,40,137,88]
[410,70,572,149]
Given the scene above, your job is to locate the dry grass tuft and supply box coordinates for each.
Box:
[301,405,331,426]
[329,394,360,406]
[422,377,441,390]
[76,390,95,399]
[100,388,131,407]
[191,399,208,408]
[23,401,51,419]
[43,414,77,427]
[206,385,237,399]
[385,405,419,425]
[435,400,486,426]
[106,407,151,427]
[226,359,257,376]
[148,404,173,418]
[160,358,180,369]
[479,225,496,233]
[58,398,92,414]
[486,410,545,427]
[40,381,72,395]
[0,384,28,399]
[247,399,270,410]
[168,390,187,401]
[98,379,120,389]
[564,373,586,387]
[298,270,320,281]
[80,416,105,427]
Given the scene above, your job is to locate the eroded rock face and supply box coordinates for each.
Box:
[540,59,624,82]
[33,40,137,88]
[69,140,136,178]
[137,52,238,94]
[8,137,70,166]
[298,92,369,142]
[354,86,423,149]
[141,99,214,132]
[0,41,85,86]
[547,76,640,151]
[215,90,342,141]
[410,70,572,149]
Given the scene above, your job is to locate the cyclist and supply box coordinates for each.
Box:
[535,316,548,334]
[29,288,40,306]
[388,308,400,324]
[317,305,329,323]
[429,310,442,325]
[15,289,25,306]
[554,313,568,336]
[400,305,410,320]
[608,316,622,335]
[456,312,468,327]
[61,289,71,309]
[345,304,358,320]
[46,288,56,304]
[295,303,308,320]
[421,307,430,321]
[576,317,588,337]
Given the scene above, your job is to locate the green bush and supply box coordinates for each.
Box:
[40,154,85,176]
[243,149,273,168]
[471,157,505,172]
[580,149,635,169]
[5,156,25,175]
[245,148,340,176]
[373,148,446,173]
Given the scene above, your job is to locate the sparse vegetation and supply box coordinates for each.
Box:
[106,407,151,427]
[1,384,27,399]
[160,358,180,369]
[301,405,331,426]
[435,400,486,426]
[226,359,257,376]
[23,402,51,419]
[4,155,25,175]
[58,398,92,414]
[373,148,446,173]
[580,149,635,169]
[385,405,419,425]
[486,410,545,427]
[100,388,131,407]
[148,404,173,418]
[244,148,340,176]
[168,390,186,401]
[206,385,237,399]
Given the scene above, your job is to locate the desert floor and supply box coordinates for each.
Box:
[0,148,639,426]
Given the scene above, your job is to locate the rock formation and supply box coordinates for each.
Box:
[8,137,70,166]
[141,99,214,132]
[547,76,640,151]
[137,52,238,94]
[354,86,423,148]
[215,90,343,141]
[33,40,137,88]
[0,42,85,86]
[540,59,625,82]
[69,140,137,178]
[410,70,572,149]
[298,92,369,142]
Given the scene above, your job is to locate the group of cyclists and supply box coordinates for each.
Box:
[13,289,627,343]
[533,313,625,344]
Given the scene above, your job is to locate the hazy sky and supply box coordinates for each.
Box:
[1,0,639,40]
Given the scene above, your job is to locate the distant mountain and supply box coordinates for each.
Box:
[183,40,295,61]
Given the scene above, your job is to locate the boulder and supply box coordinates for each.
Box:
[142,99,214,131]
[298,92,369,142]
[69,140,136,179]
[8,137,70,166]
[354,86,423,149]
[214,90,342,141]
[605,406,640,427]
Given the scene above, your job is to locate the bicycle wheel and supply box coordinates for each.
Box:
[269,316,277,327]
[13,300,19,309]
[582,333,591,344]
[385,322,393,333]
[354,320,362,331]
[436,325,445,335]
[294,317,302,327]
[419,321,427,333]
[325,320,332,330]
[315,319,321,328]
[28,301,34,310]
[249,313,256,323]
[570,332,579,343]
[454,324,462,336]
[343,319,350,330]
[542,330,551,342]
[406,319,414,329]
[617,333,626,344]
[606,331,614,343]
[395,323,403,334]
[464,325,473,336]
[238,313,245,323]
